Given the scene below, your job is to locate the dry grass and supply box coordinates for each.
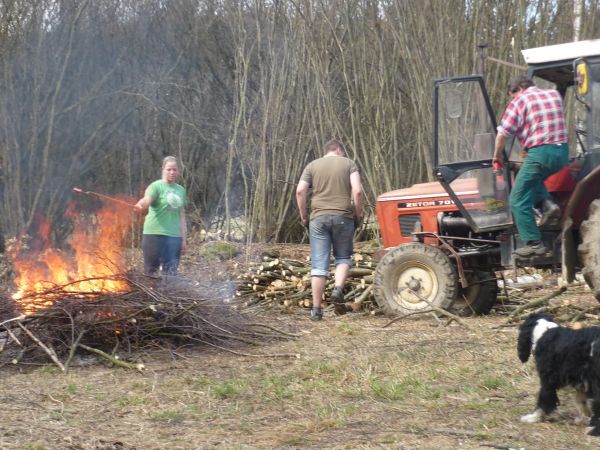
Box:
[2,306,600,449]
[2,244,600,449]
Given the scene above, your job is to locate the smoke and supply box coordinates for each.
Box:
[0,1,235,238]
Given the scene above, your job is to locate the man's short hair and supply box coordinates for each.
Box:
[323,139,345,155]
[507,75,534,95]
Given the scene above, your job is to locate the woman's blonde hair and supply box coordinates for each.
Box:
[162,155,178,169]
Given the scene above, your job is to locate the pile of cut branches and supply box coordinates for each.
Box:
[235,247,600,322]
[500,282,600,323]
[0,274,297,372]
[235,249,377,313]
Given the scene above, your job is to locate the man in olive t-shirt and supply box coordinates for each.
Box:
[296,139,363,321]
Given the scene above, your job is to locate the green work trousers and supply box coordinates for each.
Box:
[509,143,568,242]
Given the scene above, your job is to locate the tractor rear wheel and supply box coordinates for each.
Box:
[373,243,458,316]
[578,199,600,300]
[452,271,498,316]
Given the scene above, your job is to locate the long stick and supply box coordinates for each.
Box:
[79,344,145,371]
[507,286,567,322]
[17,322,65,372]
[400,287,471,329]
[72,187,135,208]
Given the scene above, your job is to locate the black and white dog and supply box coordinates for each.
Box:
[517,313,600,435]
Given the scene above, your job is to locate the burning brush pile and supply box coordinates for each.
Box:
[0,195,295,371]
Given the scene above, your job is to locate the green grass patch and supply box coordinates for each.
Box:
[463,399,494,411]
[302,359,340,378]
[369,376,421,400]
[211,380,244,399]
[260,375,294,401]
[336,322,357,335]
[458,383,477,394]
[199,241,239,260]
[186,375,212,387]
[115,395,147,407]
[424,387,444,400]
[152,409,186,422]
[307,405,347,431]
[480,375,505,391]
[130,381,150,390]
[367,374,437,401]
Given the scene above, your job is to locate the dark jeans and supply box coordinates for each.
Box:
[142,234,182,276]
[509,143,568,242]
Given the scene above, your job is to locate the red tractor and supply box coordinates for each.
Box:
[373,39,600,316]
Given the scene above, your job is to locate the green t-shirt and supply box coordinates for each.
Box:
[142,180,186,237]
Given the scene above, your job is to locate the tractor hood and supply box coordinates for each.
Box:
[377,178,477,203]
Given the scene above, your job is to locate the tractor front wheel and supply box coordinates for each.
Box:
[578,199,600,300]
[373,243,458,316]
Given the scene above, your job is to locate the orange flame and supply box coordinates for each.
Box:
[11,197,136,314]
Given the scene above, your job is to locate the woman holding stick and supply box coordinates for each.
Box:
[134,156,187,276]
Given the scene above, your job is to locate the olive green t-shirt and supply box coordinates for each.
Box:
[300,155,359,220]
[142,180,186,237]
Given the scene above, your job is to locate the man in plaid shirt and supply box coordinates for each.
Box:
[492,75,568,257]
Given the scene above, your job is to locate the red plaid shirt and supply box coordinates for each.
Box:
[497,86,567,150]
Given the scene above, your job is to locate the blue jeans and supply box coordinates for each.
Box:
[309,215,354,276]
[509,144,568,242]
[142,234,182,276]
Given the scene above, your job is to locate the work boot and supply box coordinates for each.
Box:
[513,240,549,257]
[310,307,323,321]
[330,286,344,303]
[330,286,347,315]
[539,199,560,227]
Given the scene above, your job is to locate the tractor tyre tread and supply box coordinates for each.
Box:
[578,198,600,301]
[452,271,498,316]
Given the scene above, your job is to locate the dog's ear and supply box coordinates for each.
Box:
[517,316,536,362]
[517,328,533,362]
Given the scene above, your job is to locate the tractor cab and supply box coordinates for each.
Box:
[432,75,518,266]
[433,77,512,230]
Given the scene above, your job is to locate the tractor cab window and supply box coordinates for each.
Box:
[536,74,587,160]
[568,59,600,154]
[532,63,600,157]
[433,76,512,232]
[436,79,496,165]
[590,63,600,150]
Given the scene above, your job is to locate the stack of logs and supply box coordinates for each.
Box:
[234,248,598,320]
[235,250,377,312]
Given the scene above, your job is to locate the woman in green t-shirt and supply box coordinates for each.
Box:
[134,156,187,276]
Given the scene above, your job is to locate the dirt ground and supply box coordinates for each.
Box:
[2,244,600,450]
